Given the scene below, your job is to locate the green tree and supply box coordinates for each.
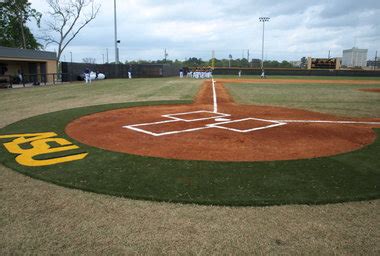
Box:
[183,57,206,67]
[43,0,100,64]
[0,0,41,49]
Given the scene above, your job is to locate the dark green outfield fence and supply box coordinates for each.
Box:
[61,62,380,81]
[61,62,179,81]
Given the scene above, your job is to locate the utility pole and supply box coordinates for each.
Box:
[164,49,168,63]
[375,50,378,70]
[70,52,72,63]
[328,50,331,59]
[259,17,270,75]
[102,54,104,64]
[212,50,215,69]
[247,49,250,67]
[106,48,109,63]
[114,0,119,64]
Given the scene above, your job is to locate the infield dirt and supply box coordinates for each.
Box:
[66,79,380,161]
[358,88,380,93]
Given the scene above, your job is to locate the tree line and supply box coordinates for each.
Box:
[124,57,298,69]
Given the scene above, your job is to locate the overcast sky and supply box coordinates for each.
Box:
[28,0,380,63]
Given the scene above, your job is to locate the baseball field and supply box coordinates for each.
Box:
[1,76,379,254]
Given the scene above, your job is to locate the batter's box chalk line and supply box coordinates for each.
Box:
[122,110,380,137]
[162,110,230,122]
[124,110,283,137]
[206,117,286,133]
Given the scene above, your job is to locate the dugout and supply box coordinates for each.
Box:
[0,46,57,87]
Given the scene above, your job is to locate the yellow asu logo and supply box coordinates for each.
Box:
[0,132,88,167]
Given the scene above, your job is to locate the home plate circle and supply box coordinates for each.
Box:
[65,104,378,162]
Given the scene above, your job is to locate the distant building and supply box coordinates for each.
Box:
[342,47,368,68]
[307,57,341,70]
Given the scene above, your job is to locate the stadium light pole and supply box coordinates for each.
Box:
[114,0,119,64]
[259,17,270,76]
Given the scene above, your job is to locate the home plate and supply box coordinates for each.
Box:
[215,118,231,122]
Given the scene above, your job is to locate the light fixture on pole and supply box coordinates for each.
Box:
[259,17,270,76]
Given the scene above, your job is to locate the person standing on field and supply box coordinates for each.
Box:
[260,70,266,79]
[17,69,23,84]
[128,66,132,79]
[84,68,91,84]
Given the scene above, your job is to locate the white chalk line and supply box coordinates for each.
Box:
[122,80,380,136]
[162,110,229,122]
[207,118,287,133]
[123,111,380,137]
[276,120,380,125]
[123,110,229,137]
[212,79,217,113]
[125,124,212,137]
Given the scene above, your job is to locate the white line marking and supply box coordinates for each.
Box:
[125,119,178,127]
[215,118,231,122]
[277,120,380,125]
[122,79,380,137]
[206,118,287,133]
[124,125,162,136]
[162,110,230,122]
[123,122,212,137]
[212,79,217,113]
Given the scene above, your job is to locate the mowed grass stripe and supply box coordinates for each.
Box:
[225,82,380,118]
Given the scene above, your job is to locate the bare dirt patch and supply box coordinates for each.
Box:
[66,80,380,161]
[358,88,380,93]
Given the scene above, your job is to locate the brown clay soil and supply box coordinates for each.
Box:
[66,79,380,162]
[358,88,380,93]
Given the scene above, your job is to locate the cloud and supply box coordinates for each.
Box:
[28,0,380,62]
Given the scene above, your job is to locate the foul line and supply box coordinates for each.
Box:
[277,120,380,125]
[212,79,217,113]
[122,81,380,137]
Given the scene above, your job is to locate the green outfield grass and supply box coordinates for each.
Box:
[0,104,379,206]
[1,78,201,107]
[0,78,201,128]
[0,77,379,206]
[225,82,380,118]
